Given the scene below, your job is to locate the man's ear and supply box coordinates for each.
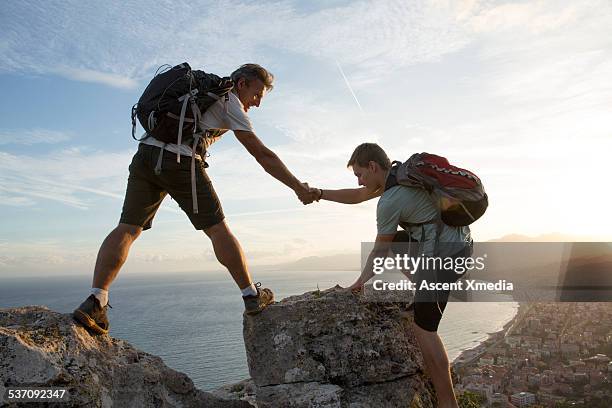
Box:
[236,77,246,90]
[369,161,378,172]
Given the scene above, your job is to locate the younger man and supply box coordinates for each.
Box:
[311,143,472,408]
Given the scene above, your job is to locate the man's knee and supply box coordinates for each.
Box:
[412,323,449,362]
[203,220,230,238]
[115,223,143,241]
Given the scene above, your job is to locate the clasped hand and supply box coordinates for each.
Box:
[295,182,321,205]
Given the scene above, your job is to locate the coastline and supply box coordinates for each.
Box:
[0,273,522,390]
[451,302,522,368]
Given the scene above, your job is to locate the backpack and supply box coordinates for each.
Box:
[388,153,488,227]
[131,62,234,146]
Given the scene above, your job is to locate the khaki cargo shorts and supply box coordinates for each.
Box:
[119,144,224,230]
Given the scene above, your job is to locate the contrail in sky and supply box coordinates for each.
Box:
[335,60,363,113]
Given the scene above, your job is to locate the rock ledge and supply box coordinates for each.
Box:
[0,306,250,407]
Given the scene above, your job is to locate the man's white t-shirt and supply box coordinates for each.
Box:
[141,91,254,156]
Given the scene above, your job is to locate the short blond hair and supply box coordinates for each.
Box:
[231,64,274,91]
[347,143,391,170]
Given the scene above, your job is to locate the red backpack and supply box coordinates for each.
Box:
[389,153,488,227]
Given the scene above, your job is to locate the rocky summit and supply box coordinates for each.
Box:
[0,306,250,408]
[1,287,435,407]
[241,286,435,407]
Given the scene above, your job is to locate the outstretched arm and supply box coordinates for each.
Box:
[314,187,383,204]
[234,130,315,203]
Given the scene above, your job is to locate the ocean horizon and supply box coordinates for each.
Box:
[0,269,518,391]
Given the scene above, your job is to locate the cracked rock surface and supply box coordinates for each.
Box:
[242,286,436,408]
[0,306,251,408]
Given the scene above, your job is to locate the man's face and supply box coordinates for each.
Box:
[352,162,381,191]
[235,77,267,112]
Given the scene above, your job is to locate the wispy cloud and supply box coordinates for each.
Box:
[468,1,579,34]
[0,149,181,213]
[0,128,71,145]
[0,0,471,88]
[463,1,612,107]
[0,192,35,207]
[0,179,89,209]
[51,66,139,89]
[1,0,612,268]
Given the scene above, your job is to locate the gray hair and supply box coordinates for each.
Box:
[230,64,274,91]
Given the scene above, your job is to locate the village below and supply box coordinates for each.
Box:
[454,303,611,407]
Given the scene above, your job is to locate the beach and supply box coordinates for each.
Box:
[452,303,523,368]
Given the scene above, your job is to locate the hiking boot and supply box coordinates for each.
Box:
[73,294,112,335]
[243,282,274,315]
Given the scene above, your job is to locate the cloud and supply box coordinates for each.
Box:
[51,66,139,89]
[0,0,471,88]
[270,1,471,79]
[0,148,181,213]
[466,1,612,107]
[467,1,579,35]
[0,193,35,207]
[0,149,128,209]
[1,0,612,262]
[0,129,71,145]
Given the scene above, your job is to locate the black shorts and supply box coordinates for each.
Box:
[393,231,473,332]
[119,144,224,231]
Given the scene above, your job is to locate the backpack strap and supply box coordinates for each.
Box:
[189,130,206,215]
[384,161,402,191]
[188,98,205,214]
[390,159,443,251]
[148,83,208,215]
[176,90,198,163]
[154,143,167,176]
[131,104,149,141]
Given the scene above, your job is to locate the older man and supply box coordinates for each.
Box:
[74,64,316,335]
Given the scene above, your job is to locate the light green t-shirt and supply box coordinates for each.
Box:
[376,185,471,256]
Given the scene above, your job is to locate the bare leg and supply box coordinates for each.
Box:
[92,223,142,290]
[412,322,459,408]
[203,220,252,289]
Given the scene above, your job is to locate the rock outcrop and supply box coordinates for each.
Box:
[1,287,436,407]
[0,306,250,408]
[242,286,435,407]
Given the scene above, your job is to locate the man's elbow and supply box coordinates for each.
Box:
[356,188,376,204]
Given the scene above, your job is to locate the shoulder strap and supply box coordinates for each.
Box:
[384,161,402,191]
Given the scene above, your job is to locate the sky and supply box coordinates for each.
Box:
[1,0,611,276]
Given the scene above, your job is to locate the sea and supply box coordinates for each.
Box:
[0,269,518,391]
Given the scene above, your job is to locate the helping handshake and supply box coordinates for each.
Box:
[295,182,323,205]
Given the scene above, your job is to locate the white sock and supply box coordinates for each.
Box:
[91,288,108,307]
[241,283,257,297]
